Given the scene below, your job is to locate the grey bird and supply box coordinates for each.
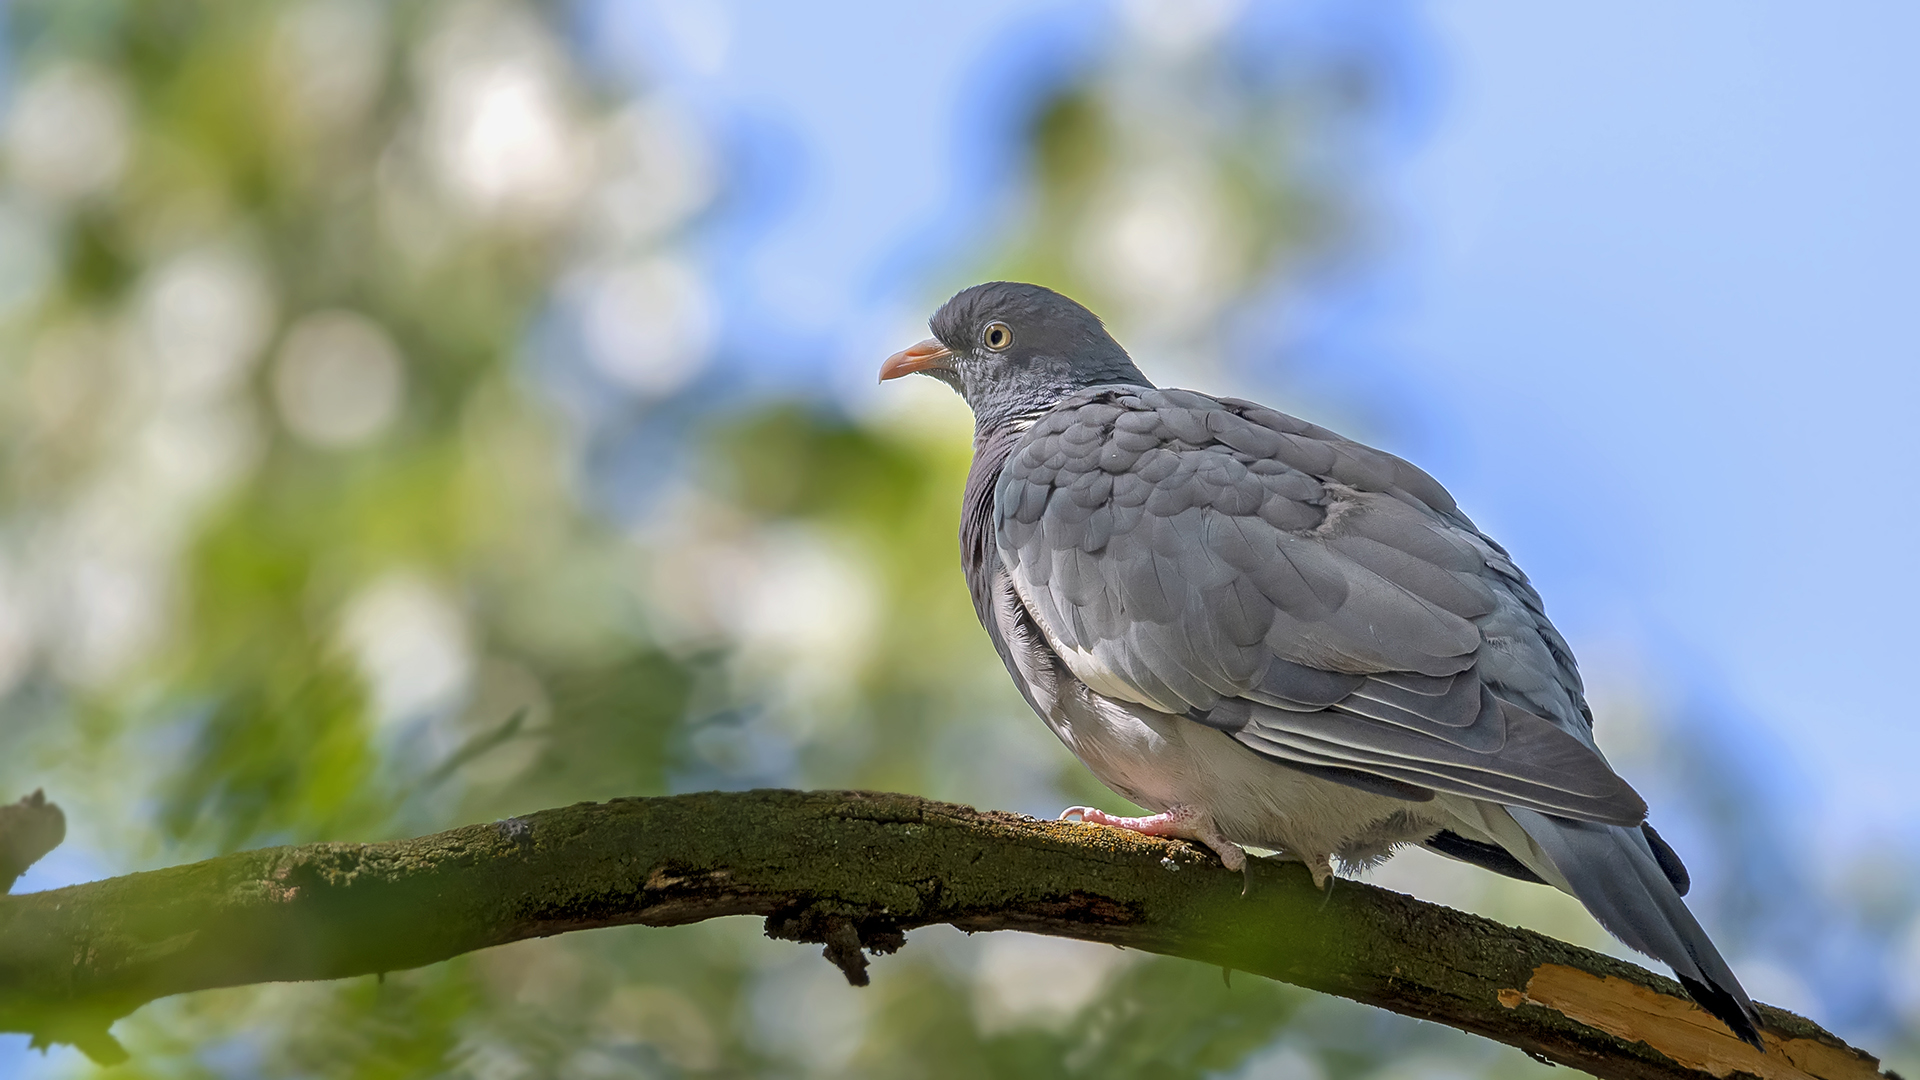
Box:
[880,281,1764,1048]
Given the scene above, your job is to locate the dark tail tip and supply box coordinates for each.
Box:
[1677,973,1766,1050]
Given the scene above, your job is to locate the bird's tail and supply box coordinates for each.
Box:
[1507,808,1765,1048]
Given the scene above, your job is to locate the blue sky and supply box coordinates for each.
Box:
[1380,2,1920,843]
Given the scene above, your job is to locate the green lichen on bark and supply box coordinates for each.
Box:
[0,790,1891,1079]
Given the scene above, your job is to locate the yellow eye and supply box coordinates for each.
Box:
[984,321,1012,351]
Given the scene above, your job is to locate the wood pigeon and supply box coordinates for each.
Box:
[880,281,1764,1047]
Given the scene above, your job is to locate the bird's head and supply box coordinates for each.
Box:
[880,282,1151,431]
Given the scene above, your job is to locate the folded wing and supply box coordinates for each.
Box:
[996,387,1646,826]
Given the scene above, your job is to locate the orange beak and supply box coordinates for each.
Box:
[878,338,954,382]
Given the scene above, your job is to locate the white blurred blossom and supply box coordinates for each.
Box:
[642,511,878,720]
[34,382,259,689]
[53,552,165,687]
[747,955,872,1073]
[17,256,272,690]
[971,933,1134,1033]
[271,0,390,134]
[572,255,714,395]
[4,63,130,202]
[339,572,474,727]
[135,398,263,508]
[591,985,720,1072]
[1077,161,1238,331]
[39,497,172,688]
[1121,0,1245,58]
[273,309,407,448]
[587,98,716,247]
[2,244,272,693]
[137,246,277,405]
[732,539,873,661]
[419,0,587,223]
[709,529,878,711]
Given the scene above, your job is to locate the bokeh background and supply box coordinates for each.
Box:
[2,1,1916,1076]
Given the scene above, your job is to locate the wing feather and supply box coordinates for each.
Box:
[998,387,1643,825]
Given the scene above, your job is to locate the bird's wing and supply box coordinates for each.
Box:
[996,387,1646,825]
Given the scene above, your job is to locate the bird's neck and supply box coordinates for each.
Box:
[967,362,1151,438]
[971,403,1047,444]
[966,418,1027,503]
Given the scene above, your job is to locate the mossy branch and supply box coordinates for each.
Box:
[0,789,1891,1079]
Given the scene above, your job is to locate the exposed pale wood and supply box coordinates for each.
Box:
[1503,965,1882,1080]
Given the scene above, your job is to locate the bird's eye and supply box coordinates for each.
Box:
[984,322,1012,351]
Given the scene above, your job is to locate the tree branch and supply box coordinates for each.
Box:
[0,791,64,895]
[0,790,1890,1079]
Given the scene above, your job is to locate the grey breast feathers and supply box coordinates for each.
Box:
[994,386,1646,826]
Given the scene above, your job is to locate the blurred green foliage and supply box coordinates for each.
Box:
[0,1,1584,1077]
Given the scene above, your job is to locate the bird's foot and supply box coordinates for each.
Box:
[1264,849,1336,891]
[1059,804,1248,873]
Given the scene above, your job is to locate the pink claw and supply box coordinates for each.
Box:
[1059,804,1248,873]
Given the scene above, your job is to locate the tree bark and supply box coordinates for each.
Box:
[0,789,1891,1079]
